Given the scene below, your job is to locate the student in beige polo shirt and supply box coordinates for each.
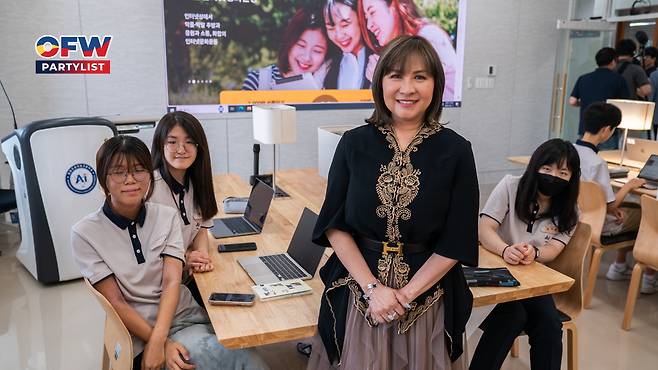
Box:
[71,136,268,370]
[149,112,217,306]
[470,139,581,370]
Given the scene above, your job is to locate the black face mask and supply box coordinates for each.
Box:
[537,173,569,197]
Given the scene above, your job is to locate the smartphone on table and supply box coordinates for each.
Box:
[208,292,256,306]
[217,242,257,252]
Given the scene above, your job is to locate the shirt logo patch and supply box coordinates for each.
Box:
[65,163,97,194]
[541,224,559,235]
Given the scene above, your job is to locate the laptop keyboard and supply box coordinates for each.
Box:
[259,254,307,281]
[223,217,255,234]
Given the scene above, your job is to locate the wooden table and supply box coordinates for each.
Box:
[196,169,577,349]
[506,154,656,197]
[194,169,328,349]
[471,248,573,307]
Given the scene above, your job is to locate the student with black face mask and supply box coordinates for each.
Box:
[470,138,581,370]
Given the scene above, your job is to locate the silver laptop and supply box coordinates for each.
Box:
[210,181,274,238]
[625,138,658,164]
[238,208,325,285]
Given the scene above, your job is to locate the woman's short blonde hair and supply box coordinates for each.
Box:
[366,35,445,127]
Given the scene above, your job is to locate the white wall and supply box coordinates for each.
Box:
[0,0,570,185]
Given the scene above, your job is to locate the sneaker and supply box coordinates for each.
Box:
[641,277,658,294]
[606,263,633,281]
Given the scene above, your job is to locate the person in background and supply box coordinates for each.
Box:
[150,111,218,306]
[470,138,581,370]
[643,46,658,77]
[242,7,334,90]
[358,0,458,101]
[322,0,374,89]
[307,35,478,370]
[569,47,629,149]
[71,136,269,370]
[616,39,651,101]
[573,102,656,294]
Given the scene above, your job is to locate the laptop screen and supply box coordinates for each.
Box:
[639,154,658,182]
[244,181,275,229]
[287,208,325,275]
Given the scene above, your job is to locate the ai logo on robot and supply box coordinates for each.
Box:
[65,163,97,194]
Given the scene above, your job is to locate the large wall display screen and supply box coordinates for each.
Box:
[164,0,466,113]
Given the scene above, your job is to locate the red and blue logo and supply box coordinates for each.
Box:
[35,35,112,74]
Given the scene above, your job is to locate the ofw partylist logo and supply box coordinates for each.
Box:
[35,35,112,74]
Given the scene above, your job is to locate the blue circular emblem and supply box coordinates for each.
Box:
[65,163,97,195]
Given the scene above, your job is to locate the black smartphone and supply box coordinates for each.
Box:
[218,242,257,252]
[208,292,256,306]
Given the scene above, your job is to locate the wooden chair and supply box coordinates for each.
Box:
[511,222,592,370]
[578,181,637,308]
[83,278,133,370]
[622,195,658,330]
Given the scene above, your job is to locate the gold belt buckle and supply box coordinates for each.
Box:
[382,241,403,256]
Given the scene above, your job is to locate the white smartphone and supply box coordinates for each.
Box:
[208,292,255,306]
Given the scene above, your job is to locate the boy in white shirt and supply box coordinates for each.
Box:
[574,102,656,294]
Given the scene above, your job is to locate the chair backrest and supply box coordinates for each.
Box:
[83,278,133,370]
[577,181,606,245]
[546,222,592,320]
[634,196,658,270]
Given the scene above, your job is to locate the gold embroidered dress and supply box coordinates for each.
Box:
[308,123,479,369]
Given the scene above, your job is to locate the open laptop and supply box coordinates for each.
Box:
[210,180,275,238]
[625,138,658,164]
[238,208,325,285]
[615,154,658,190]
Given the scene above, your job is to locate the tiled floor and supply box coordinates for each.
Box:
[1,224,657,370]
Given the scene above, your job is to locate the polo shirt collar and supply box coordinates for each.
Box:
[576,139,599,154]
[161,168,189,195]
[102,200,147,229]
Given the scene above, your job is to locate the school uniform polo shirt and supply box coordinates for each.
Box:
[480,175,576,252]
[71,201,198,355]
[149,170,213,248]
[573,140,616,203]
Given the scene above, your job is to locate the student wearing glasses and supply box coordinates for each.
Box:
[149,111,218,306]
[71,136,268,370]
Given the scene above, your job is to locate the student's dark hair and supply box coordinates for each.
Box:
[277,6,330,74]
[583,101,622,134]
[615,39,636,57]
[515,139,580,234]
[96,135,154,200]
[152,111,218,220]
[366,35,445,127]
[644,46,658,59]
[595,47,617,66]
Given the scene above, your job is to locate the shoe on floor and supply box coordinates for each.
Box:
[641,276,658,294]
[606,263,633,281]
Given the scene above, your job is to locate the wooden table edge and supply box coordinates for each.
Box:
[472,279,574,308]
[219,325,317,349]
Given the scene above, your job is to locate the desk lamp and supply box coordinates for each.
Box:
[607,99,655,168]
[252,104,297,198]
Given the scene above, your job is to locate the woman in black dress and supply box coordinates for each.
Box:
[307,35,479,369]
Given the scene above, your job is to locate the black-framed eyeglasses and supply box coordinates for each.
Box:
[108,168,150,183]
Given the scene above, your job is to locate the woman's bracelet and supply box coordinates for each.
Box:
[501,245,511,258]
[362,281,379,301]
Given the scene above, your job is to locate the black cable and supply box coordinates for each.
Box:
[0,80,18,130]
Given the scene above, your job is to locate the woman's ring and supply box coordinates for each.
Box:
[387,313,396,321]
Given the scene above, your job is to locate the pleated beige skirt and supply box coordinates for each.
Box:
[306,293,467,370]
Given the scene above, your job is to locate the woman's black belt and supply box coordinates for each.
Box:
[355,235,433,255]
